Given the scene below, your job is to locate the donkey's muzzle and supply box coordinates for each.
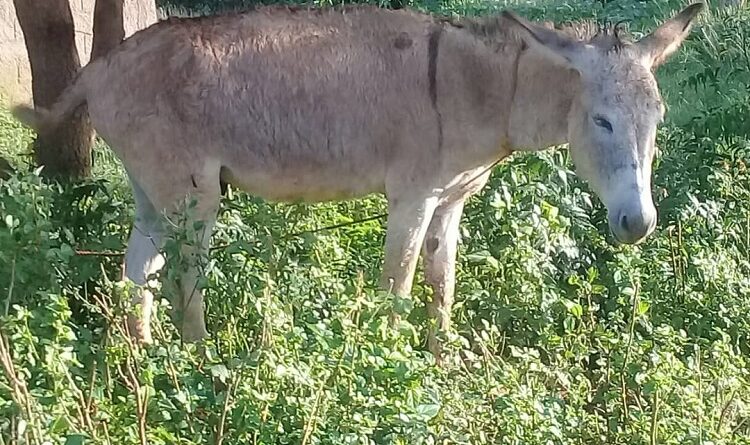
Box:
[610,204,657,245]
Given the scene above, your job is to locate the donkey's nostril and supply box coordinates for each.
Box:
[620,213,630,233]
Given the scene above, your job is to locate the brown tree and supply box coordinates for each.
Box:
[91,0,125,61]
[14,0,93,178]
[14,0,129,178]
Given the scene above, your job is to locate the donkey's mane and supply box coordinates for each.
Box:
[450,14,630,52]
[556,20,628,41]
[558,19,631,50]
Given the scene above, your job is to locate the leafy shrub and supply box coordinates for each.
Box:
[2,1,750,444]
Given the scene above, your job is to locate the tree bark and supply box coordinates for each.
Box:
[91,0,125,61]
[14,0,93,178]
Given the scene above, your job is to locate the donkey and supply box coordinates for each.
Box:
[13,3,703,361]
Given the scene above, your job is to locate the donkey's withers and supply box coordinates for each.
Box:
[13,4,702,361]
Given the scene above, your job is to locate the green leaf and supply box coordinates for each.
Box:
[50,414,71,434]
[65,433,87,445]
[392,294,414,316]
[561,299,583,318]
[570,303,583,318]
[416,404,441,420]
[211,364,230,384]
[637,301,650,316]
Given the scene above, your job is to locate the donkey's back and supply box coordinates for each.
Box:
[77,6,440,202]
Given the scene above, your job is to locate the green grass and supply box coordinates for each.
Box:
[2,1,750,444]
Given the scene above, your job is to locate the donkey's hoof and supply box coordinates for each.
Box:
[430,347,460,369]
[428,345,444,367]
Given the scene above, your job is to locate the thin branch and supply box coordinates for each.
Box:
[214,378,237,445]
[650,390,660,445]
[620,280,641,428]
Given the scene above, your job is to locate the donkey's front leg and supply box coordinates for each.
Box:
[422,200,465,363]
[380,192,439,322]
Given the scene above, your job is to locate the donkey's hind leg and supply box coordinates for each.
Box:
[171,187,219,343]
[124,160,221,343]
[123,177,166,344]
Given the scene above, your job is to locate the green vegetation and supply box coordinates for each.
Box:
[2,0,750,443]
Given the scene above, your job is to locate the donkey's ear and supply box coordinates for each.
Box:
[501,10,592,71]
[636,3,704,69]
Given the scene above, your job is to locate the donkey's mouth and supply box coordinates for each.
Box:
[610,222,656,245]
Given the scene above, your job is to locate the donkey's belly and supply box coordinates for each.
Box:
[221,162,386,203]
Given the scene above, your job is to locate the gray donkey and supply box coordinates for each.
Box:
[13,3,703,362]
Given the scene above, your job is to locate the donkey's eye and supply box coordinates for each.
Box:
[593,115,613,132]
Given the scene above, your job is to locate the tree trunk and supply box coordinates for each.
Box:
[91,0,125,61]
[14,0,93,179]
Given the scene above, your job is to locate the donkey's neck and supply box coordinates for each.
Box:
[449,15,582,152]
[506,50,580,151]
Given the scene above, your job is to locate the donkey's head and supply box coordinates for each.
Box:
[504,4,703,244]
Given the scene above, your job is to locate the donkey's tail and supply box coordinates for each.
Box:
[11,67,92,134]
